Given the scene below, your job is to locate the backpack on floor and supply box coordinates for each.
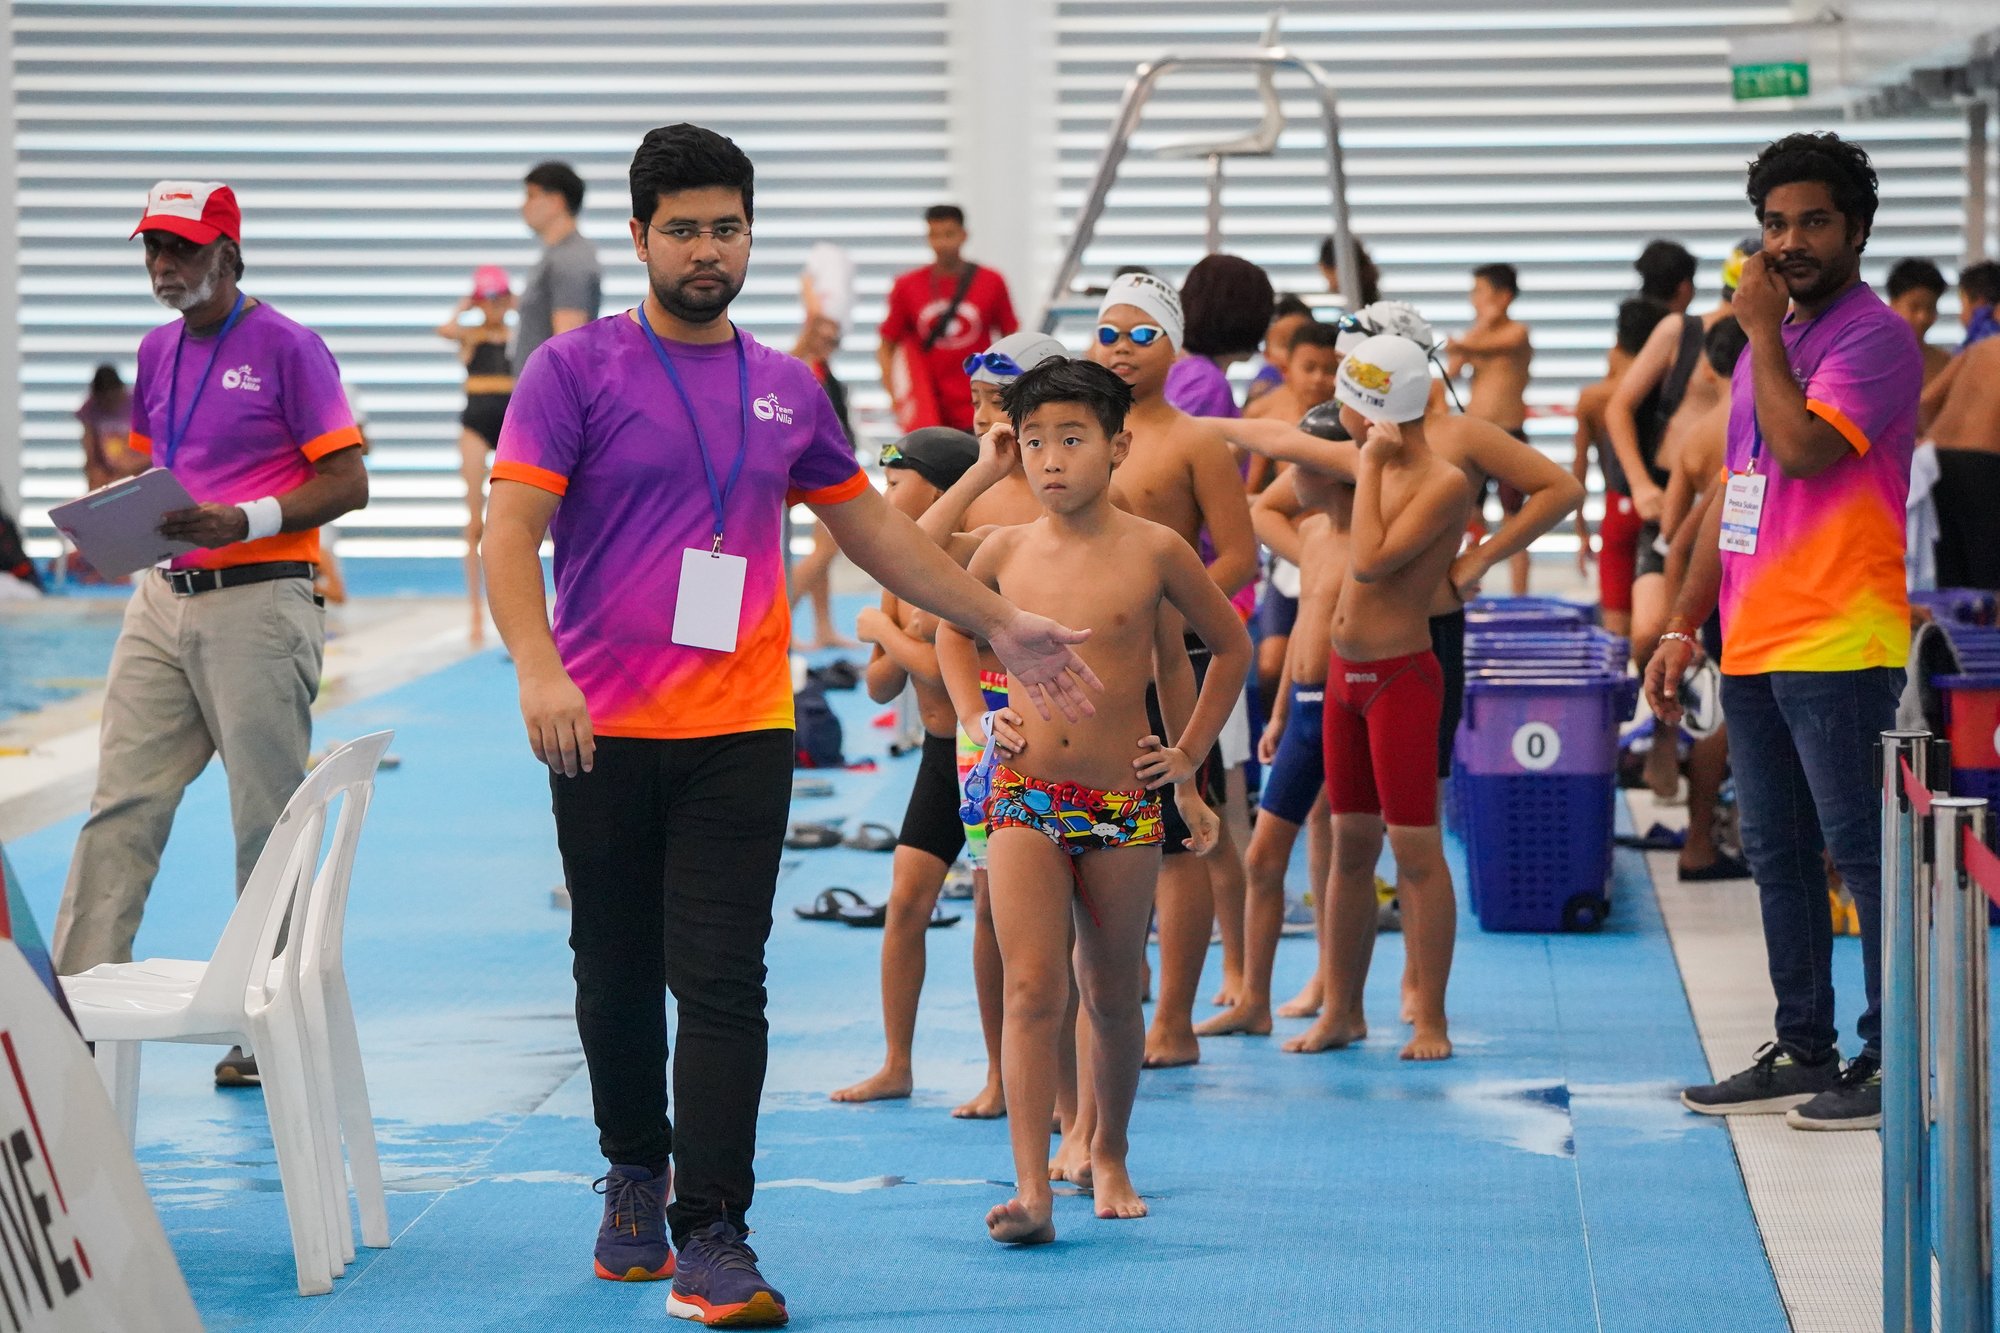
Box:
[794,682,845,769]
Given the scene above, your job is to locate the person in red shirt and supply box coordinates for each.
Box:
[876,205,1017,433]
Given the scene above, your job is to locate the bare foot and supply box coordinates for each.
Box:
[1281,1013,1366,1053]
[1142,1027,1200,1069]
[1194,1002,1272,1037]
[1090,1158,1147,1220]
[1209,972,1242,1008]
[829,1069,913,1103]
[986,1196,1056,1245]
[1400,1024,1453,1061]
[1048,1136,1090,1185]
[952,1081,1006,1120]
[1276,978,1323,1020]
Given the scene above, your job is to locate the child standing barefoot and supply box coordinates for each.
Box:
[938,360,1248,1243]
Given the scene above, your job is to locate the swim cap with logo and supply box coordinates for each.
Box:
[1098,272,1185,351]
[1333,334,1432,425]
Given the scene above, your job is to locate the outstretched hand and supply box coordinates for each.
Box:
[986,610,1100,722]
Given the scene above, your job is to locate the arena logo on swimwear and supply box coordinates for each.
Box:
[220,364,262,393]
[752,392,793,425]
[1345,671,1378,684]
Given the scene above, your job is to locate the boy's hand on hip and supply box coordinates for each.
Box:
[987,609,1100,722]
[1134,735,1194,788]
[520,666,595,777]
[987,708,1027,757]
[1174,787,1220,856]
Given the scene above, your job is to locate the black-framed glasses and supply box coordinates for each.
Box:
[963,351,1024,377]
[648,222,751,248]
[1095,323,1167,348]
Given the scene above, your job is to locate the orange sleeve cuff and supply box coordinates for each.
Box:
[788,469,870,508]
[301,424,365,461]
[1806,399,1872,456]
[130,432,154,457]
[490,460,570,497]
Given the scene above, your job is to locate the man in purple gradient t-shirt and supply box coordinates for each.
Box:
[482,123,1100,1324]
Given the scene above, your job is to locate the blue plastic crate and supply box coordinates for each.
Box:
[1459,771,1616,932]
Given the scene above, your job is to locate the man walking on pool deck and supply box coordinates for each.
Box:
[1648,131,1919,1133]
[878,205,1018,434]
[483,124,1099,1327]
[53,182,368,1096]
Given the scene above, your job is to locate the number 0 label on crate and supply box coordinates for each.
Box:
[1511,722,1562,771]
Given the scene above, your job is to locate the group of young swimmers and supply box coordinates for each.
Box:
[833,271,1587,1244]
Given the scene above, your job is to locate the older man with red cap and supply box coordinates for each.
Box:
[52,181,369,1086]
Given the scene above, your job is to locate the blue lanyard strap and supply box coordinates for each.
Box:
[636,309,750,551]
[161,291,248,470]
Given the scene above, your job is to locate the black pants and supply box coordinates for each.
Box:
[551,729,794,1242]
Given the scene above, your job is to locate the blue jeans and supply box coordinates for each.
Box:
[1720,668,1903,1060]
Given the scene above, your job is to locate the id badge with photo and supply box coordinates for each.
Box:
[672,547,748,652]
[1719,472,1767,556]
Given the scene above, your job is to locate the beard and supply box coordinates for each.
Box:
[153,249,223,312]
[652,266,744,324]
[1777,253,1852,307]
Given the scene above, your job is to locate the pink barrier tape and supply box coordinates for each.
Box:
[1902,757,1934,816]
[1965,826,2000,912]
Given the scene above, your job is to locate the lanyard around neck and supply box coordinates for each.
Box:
[161,291,248,469]
[637,307,750,552]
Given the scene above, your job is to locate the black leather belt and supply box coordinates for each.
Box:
[160,561,315,597]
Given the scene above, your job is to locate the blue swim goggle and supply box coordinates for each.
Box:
[958,711,1000,825]
[1095,323,1167,348]
[963,351,1024,377]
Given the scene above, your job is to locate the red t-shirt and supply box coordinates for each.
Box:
[878,264,1017,431]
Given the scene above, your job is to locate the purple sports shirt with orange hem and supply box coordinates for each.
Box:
[1719,280,1920,676]
[493,314,866,740]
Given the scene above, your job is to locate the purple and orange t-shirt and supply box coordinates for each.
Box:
[493,315,866,740]
[129,302,361,570]
[1719,280,1920,676]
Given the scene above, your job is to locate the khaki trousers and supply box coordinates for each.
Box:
[51,572,323,973]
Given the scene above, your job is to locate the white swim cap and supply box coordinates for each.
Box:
[1336,300,1436,355]
[969,331,1068,386]
[1098,272,1184,351]
[1333,334,1433,425]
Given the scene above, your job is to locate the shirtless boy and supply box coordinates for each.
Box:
[1577,298,1672,636]
[937,358,1250,1244]
[1203,442,1354,1038]
[829,428,990,1110]
[1446,264,1534,595]
[1295,335,1471,1061]
[1086,272,1257,1070]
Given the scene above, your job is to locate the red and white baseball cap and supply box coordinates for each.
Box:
[131,180,241,245]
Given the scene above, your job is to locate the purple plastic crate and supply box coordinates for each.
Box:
[1912,588,1998,627]
[1459,772,1616,931]
[1458,678,1627,777]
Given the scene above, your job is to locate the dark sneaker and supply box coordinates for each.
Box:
[1681,1041,1840,1115]
[594,1165,674,1281]
[666,1220,788,1326]
[1785,1053,1882,1131]
[214,1047,260,1087]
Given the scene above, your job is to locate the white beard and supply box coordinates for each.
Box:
[154,255,223,312]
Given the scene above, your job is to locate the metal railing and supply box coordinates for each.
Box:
[1882,728,1998,1333]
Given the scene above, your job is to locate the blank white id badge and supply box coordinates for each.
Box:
[1719,472,1767,556]
[673,547,747,651]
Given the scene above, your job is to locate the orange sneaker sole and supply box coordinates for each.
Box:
[665,1289,788,1326]
[595,1256,675,1281]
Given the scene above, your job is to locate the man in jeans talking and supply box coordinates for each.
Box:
[1647,131,1920,1132]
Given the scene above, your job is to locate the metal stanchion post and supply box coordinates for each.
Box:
[1881,729,1931,1333]
[1933,795,1992,1333]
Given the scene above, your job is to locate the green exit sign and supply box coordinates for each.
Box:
[1733,61,1810,100]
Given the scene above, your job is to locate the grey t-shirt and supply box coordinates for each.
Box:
[513,230,602,366]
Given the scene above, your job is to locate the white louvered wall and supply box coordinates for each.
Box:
[10,1,956,555]
[8,2,1983,556]
[1048,1,1973,518]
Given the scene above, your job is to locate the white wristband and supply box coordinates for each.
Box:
[238,496,283,542]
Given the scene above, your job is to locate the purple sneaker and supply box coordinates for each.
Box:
[593,1165,673,1281]
[665,1220,788,1326]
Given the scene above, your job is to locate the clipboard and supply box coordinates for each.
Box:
[46,467,202,578]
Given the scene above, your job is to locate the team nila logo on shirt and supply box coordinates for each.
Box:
[752,392,793,425]
[220,364,263,393]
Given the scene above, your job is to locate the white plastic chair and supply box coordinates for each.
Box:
[63,731,394,1296]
